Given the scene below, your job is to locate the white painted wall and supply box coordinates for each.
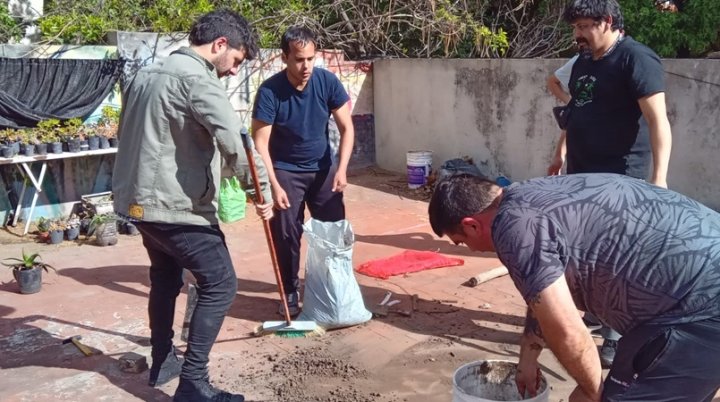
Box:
[374,58,720,210]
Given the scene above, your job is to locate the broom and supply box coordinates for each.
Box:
[240,129,324,337]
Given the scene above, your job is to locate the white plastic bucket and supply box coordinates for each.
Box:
[452,360,549,402]
[407,150,433,189]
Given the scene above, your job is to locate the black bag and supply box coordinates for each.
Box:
[553,105,571,130]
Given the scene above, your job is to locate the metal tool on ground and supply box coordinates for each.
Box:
[62,335,101,356]
[465,266,508,287]
[240,129,322,337]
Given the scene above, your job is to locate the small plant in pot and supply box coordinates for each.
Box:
[61,118,84,153]
[37,119,63,154]
[65,214,80,241]
[88,213,118,247]
[47,220,66,244]
[2,250,56,294]
[36,216,51,242]
[100,106,119,147]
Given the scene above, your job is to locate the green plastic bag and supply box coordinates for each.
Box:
[218,177,246,223]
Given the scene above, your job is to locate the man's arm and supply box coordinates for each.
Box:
[251,119,290,209]
[547,74,571,104]
[516,308,546,396]
[547,131,567,176]
[638,92,672,188]
[330,101,355,192]
[529,275,603,401]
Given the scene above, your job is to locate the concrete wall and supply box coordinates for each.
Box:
[374,58,720,210]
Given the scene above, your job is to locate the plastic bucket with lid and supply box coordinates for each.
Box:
[407,150,433,189]
[452,360,549,402]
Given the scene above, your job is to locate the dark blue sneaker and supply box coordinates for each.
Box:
[277,291,301,316]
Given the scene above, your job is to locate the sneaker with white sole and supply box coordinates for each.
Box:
[277,291,300,316]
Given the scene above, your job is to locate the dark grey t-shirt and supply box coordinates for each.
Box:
[492,174,720,334]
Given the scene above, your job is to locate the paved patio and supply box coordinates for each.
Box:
[0,167,698,402]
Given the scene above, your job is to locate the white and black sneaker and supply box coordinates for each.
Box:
[277,291,301,317]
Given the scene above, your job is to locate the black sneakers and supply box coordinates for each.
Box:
[148,346,183,387]
[277,291,301,316]
[173,377,244,402]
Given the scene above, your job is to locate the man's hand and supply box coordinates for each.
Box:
[547,154,565,176]
[332,169,348,192]
[272,184,291,210]
[254,201,274,220]
[569,385,601,402]
[516,359,542,397]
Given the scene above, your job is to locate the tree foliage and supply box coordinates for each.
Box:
[1,0,718,58]
[619,0,720,57]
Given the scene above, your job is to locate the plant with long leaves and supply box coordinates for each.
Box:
[2,250,56,272]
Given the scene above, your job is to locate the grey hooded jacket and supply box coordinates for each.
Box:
[112,47,271,225]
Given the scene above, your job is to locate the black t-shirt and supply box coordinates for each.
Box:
[566,37,665,179]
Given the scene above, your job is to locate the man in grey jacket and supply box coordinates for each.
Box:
[112,10,273,402]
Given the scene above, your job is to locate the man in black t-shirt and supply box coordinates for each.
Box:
[547,0,672,185]
[546,0,674,369]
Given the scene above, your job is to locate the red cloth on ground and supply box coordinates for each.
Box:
[355,250,464,279]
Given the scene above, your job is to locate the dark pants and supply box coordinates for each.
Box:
[270,166,345,294]
[603,317,720,401]
[136,222,238,381]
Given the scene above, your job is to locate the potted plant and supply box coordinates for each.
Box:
[65,214,81,240]
[47,220,65,245]
[36,216,51,242]
[61,118,84,153]
[2,250,56,294]
[37,119,63,154]
[88,213,118,246]
[99,106,120,147]
[19,129,37,156]
[0,128,18,158]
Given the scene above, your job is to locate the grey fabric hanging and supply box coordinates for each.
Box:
[0,58,124,128]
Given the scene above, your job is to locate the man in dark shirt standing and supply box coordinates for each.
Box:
[251,27,355,316]
[546,0,673,365]
[429,174,720,402]
[548,0,672,184]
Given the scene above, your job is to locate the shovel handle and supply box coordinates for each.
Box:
[240,128,292,325]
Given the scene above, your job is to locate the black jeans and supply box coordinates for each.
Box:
[136,222,238,380]
[603,317,720,401]
[270,165,345,294]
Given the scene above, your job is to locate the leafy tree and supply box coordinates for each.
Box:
[0,0,24,43]
[620,0,720,57]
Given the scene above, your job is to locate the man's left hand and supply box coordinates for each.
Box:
[254,201,274,220]
[569,386,601,402]
[332,170,348,192]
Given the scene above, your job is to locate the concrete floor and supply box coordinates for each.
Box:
[0,168,709,402]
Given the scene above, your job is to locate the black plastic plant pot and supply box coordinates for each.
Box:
[51,142,63,154]
[88,136,100,150]
[36,143,48,155]
[48,229,64,244]
[99,137,110,149]
[13,267,42,294]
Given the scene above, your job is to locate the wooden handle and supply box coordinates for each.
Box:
[468,266,508,287]
[241,129,292,325]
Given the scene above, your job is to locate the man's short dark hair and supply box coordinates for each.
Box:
[428,174,500,237]
[563,0,624,30]
[189,9,260,60]
[281,26,317,55]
